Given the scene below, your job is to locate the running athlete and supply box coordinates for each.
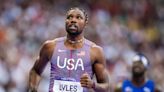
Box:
[29,7,109,92]
[114,53,160,92]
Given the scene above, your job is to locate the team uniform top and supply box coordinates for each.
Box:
[122,79,155,92]
[49,37,94,92]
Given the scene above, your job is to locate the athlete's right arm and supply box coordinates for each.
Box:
[29,40,55,92]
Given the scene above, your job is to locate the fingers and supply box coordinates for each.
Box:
[81,72,90,78]
[80,72,93,88]
[80,72,90,80]
[80,78,90,87]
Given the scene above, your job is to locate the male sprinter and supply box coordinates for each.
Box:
[114,53,161,92]
[29,7,109,92]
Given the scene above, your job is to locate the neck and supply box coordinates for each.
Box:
[66,34,84,44]
[132,75,145,86]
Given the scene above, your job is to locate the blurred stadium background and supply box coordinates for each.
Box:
[0,0,163,92]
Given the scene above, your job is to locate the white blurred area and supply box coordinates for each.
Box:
[0,0,164,92]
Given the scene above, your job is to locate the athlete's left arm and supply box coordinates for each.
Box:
[92,45,110,91]
[80,45,109,92]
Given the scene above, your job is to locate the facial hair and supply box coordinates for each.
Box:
[132,69,145,78]
[66,29,82,36]
[66,25,82,36]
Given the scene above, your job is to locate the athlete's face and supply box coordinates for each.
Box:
[132,61,146,77]
[65,9,86,36]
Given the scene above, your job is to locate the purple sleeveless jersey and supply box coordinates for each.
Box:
[49,37,94,92]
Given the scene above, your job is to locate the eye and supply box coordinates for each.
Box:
[67,15,73,20]
[77,16,83,20]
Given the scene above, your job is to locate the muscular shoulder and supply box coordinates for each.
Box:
[43,39,56,48]
[90,44,105,64]
[90,44,103,54]
[85,39,102,52]
[40,39,56,60]
[42,37,65,48]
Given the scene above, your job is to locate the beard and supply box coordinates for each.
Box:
[66,24,82,36]
[132,69,145,78]
[66,29,82,36]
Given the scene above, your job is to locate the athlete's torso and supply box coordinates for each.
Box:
[122,79,155,92]
[49,37,94,92]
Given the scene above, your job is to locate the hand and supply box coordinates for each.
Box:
[80,72,95,88]
[29,88,37,92]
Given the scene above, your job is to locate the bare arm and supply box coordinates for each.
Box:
[91,45,109,92]
[29,40,55,92]
[80,45,109,92]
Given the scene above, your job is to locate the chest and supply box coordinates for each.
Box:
[123,81,154,92]
[124,86,153,92]
[53,49,91,71]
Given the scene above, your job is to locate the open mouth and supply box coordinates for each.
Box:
[68,24,78,30]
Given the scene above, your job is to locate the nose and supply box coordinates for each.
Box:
[71,17,77,23]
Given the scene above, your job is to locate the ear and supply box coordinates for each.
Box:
[84,20,88,27]
[85,19,88,24]
[84,22,87,29]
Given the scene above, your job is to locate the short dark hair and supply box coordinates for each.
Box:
[67,7,88,23]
